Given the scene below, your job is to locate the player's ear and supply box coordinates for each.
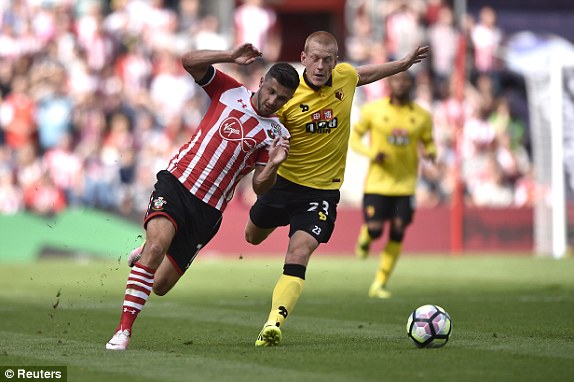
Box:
[300,51,306,65]
[259,77,264,88]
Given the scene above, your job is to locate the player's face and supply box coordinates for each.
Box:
[389,72,414,101]
[301,41,337,87]
[255,77,295,116]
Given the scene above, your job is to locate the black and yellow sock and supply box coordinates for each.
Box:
[357,225,372,247]
[266,264,305,328]
[374,240,402,287]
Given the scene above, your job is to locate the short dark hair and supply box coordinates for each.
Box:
[265,62,300,91]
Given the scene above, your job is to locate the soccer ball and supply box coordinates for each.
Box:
[406,304,452,348]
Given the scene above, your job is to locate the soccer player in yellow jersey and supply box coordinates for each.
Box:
[351,71,437,299]
[244,31,429,346]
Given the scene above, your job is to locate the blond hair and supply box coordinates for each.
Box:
[304,31,338,54]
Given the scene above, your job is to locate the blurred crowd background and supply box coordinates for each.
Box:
[0,0,567,219]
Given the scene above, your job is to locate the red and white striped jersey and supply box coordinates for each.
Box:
[166,67,289,211]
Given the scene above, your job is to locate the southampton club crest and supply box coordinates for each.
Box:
[151,196,167,211]
[266,122,282,140]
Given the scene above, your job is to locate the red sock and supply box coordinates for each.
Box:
[116,262,155,333]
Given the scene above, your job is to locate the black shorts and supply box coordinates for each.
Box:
[144,170,222,274]
[249,176,340,243]
[362,194,415,225]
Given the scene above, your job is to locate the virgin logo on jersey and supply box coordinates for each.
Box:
[219,116,257,152]
[305,108,338,134]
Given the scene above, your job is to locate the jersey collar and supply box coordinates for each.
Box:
[303,70,333,91]
[389,97,414,109]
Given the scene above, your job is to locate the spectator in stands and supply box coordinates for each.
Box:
[42,132,83,207]
[177,0,202,35]
[0,152,23,215]
[468,152,514,207]
[114,40,153,101]
[427,5,458,94]
[471,6,503,74]
[0,75,37,150]
[383,0,426,61]
[149,50,196,125]
[23,172,67,216]
[193,14,229,51]
[346,12,375,66]
[76,2,116,73]
[82,137,120,211]
[234,0,281,61]
[35,67,74,153]
[14,143,42,192]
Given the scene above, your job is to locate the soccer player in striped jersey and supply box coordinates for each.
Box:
[105,43,300,350]
[245,31,429,346]
[351,71,437,299]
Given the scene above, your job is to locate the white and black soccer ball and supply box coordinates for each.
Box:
[406,304,452,348]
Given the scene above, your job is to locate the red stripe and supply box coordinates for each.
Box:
[124,295,147,306]
[127,277,153,289]
[166,253,185,275]
[125,283,152,294]
[131,268,155,279]
[133,262,156,274]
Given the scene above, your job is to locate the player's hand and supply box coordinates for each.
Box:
[423,153,436,164]
[374,152,387,164]
[401,45,430,70]
[268,136,290,165]
[232,43,263,65]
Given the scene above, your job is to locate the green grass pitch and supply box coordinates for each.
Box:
[1,255,573,382]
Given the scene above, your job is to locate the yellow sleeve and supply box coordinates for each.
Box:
[420,112,437,157]
[350,105,374,159]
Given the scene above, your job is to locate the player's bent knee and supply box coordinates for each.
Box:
[390,229,405,242]
[146,242,167,259]
[152,280,172,296]
[245,225,273,245]
[367,227,383,240]
[244,231,263,245]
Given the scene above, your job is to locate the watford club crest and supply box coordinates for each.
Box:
[366,205,376,218]
[335,88,344,101]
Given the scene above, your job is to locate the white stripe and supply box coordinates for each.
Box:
[174,131,203,177]
[123,300,143,310]
[125,288,150,300]
[129,272,154,284]
[126,279,153,292]
[192,138,228,196]
[132,265,154,278]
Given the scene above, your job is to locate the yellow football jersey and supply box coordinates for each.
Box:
[350,97,436,195]
[276,63,359,190]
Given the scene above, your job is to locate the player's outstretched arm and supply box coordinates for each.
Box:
[356,45,429,87]
[252,137,290,195]
[182,43,263,82]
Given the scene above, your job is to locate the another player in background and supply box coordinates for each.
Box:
[351,70,437,299]
[244,31,429,346]
[105,43,300,350]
